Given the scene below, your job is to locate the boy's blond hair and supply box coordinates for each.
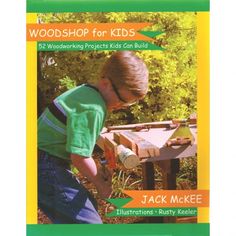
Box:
[101,51,149,98]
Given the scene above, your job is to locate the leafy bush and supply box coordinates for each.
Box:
[177,157,197,189]
[38,12,197,125]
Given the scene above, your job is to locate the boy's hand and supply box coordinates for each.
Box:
[70,154,113,198]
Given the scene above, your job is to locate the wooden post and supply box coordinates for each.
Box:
[158,159,180,190]
[158,159,180,223]
[141,162,155,190]
[140,159,180,223]
[141,162,164,223]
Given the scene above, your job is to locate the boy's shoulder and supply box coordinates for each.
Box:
[56,84,107,115]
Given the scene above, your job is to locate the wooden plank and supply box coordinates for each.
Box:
[106,121,173,132]
[103,137,118,169]
[172,118,197,125]
[120,131,160,158]
[119,132,137,153]
[113,132,120,144]
[140,144,197,162]
[128,126,197,149]
[96,135,105,150]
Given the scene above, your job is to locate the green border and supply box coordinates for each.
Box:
[27,0,210,13]
[27,224,209,236]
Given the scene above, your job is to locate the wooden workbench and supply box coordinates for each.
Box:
[97,121,197,223]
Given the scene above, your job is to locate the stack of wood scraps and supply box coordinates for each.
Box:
[101,131,160,169]
[96,120,197,168]
[117,131,160,159]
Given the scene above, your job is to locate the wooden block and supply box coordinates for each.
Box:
[122,131,143,142]
[136,140,159,158]
[120,131,160,158]
[119,132,137,153]
[104,137,118,169]
[113,132,121,144]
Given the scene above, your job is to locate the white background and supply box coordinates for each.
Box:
[211,0,236,235]
[0,0,236,235]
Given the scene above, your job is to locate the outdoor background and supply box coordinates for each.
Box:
[37,12,197,224]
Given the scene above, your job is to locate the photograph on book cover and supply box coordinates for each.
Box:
[26,1,209,235]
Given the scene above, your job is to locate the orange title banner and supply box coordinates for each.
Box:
[123,190,209,208]
[26,23,152,41]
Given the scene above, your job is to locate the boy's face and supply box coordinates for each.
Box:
[98,78,139,111]
[106,79,139,111]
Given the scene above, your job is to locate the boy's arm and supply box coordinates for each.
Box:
[70,153,112,199]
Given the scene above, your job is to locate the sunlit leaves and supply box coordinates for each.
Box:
[38,12,197,124]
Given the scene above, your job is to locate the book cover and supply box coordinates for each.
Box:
[26,0,210,235]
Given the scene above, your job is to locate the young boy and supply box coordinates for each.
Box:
[38,51,149,224]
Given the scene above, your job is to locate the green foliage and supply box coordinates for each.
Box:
[38,12,197,124]
[177,157,197,189]
[111,169,142,198]
[59,76,76,90]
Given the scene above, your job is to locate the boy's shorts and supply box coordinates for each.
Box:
[38,150,102,224]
